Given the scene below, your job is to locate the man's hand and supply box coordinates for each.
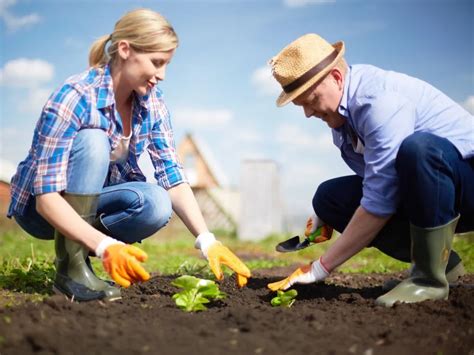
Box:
[96,237,151,288]
[267,259,329,291]
[195,233,251,288]
[305,214,333,243]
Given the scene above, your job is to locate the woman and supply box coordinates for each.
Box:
[8,8,250,302]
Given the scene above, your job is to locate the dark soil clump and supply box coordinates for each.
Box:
[1,268,473,355]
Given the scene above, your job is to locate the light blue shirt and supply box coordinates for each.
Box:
[333,64,474,217]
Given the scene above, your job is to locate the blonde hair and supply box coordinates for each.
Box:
[89,8,178,68]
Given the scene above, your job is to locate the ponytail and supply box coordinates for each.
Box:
[88,34,111,68]
[88,9,178,68]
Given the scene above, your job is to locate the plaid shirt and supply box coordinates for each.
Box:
[8,65,186,217]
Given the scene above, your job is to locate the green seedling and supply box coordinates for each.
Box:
[172,275,226,312]
[271,289,298,308]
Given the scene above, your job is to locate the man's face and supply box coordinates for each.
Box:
[292,70,345,129]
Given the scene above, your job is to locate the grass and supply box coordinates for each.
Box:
[0,225,472,303]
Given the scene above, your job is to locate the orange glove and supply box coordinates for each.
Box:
[195,233,251,288]
[267,259,329,291]
[236,273,249,288]
[96,237,150,288]
[305,214,333,243]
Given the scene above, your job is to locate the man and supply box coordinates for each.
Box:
[267,34,473,307]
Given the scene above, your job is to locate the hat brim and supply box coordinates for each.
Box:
[276,41,345,107]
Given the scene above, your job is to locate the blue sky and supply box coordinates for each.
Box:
[0,0,473,217]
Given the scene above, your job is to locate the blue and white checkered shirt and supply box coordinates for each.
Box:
[8,65,186,217]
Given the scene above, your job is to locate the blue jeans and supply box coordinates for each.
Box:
[15,129,172,244]
[313,132,473,262]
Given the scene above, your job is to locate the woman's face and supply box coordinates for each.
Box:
[119,45,176,96]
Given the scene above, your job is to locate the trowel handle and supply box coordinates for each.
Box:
[306,225,333,244]
[304,214,324,236]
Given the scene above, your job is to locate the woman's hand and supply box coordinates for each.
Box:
[96,237,150,287]
[195,232,251,288]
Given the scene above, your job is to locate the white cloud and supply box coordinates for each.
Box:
[64,37,87,51]
[0,126,35,166]
[461,95,474,114]
[173,108,233,128]
[239,150,267,160]
[0,0,16,14]
[284,0,335,7]
[19,87,51,114]
[0,58,54,88]
[251,66,281,96]
[275,123,334,151]
[236,128,263,143]
[0,0,41,32]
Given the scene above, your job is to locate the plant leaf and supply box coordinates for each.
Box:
[171,275,201,290]
[271,289,298,308]
[172,276,226,312]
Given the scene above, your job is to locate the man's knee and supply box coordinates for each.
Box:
[312,179,345,230]
[396,132,438,172]
[312,176,363,233]
[312,179,336,217]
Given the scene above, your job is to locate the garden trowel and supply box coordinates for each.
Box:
[275,217,333,253]
[276,235,312,252]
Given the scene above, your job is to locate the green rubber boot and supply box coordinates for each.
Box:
[376,215,459,307]
[382,254,465,291]
[53,193,121,302]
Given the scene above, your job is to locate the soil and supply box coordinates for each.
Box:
[0,267,473,355]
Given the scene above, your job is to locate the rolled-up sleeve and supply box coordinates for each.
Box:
[33,86,84,194]
[355,92,416,216]
[147,101,187,189]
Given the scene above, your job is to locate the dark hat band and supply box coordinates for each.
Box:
[282,50,338,94]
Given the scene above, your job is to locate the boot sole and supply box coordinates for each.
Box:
[52,285,104,302]
[53,285,122,302]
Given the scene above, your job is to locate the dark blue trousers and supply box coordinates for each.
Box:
[313,132,474,264]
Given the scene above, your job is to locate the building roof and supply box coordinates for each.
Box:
[184,133,229,188]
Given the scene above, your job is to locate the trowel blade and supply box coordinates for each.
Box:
[275,236,310,253]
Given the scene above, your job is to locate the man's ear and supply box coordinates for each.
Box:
[117,40,131,60]
[330,68,344,90]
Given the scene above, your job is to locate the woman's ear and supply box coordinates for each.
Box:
[117,40,131,60]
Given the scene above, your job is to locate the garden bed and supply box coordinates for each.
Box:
[0,267,473,355]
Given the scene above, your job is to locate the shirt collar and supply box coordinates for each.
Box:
[96,64,116,110]
[338,65,352,118]
[136,92,150,111]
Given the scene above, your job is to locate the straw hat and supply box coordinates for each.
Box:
[270,33,345,107]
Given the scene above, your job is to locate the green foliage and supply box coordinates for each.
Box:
[0,260,55,295]
[171,275,226,312]
[0,233,55,296]
[271,289,298,308]
[174,261,216,279]
[245,259,292,270]
[0,227,473,306]
[453,235,474,270]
